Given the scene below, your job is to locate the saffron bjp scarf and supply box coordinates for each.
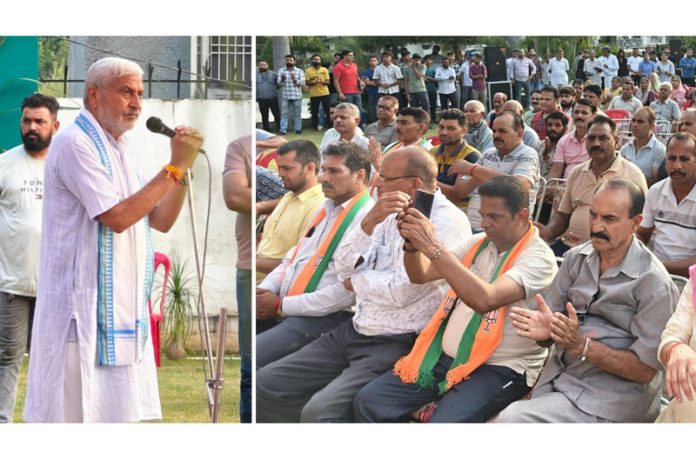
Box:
[75,111,153,367]
[286,189,370,295]
[394,224,535,393]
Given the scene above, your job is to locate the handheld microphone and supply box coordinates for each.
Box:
[146,116,176,138]
[146,116,206,155]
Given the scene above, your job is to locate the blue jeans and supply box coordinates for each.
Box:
[514,80,531,109]
[343,93,365,127]
[367,92,379,123]
[236,269,251,423]
[0,291,34,422]
[530,79,543,92]
[409,92,430,113]
[280,98,302,133]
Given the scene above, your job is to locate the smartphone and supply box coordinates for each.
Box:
[411,189,435,218]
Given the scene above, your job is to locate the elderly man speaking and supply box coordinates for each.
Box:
[24,57,203,422]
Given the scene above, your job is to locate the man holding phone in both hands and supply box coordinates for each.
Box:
[256,146,470,422]
[354,176,557,422]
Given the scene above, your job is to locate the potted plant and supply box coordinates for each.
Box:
[162,254,198,360]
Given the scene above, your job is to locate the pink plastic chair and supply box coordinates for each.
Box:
[149,252,171,367]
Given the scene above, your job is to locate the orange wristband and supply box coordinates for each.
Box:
[164,164,184,185]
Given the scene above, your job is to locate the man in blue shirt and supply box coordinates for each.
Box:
[679,48,696,87]
[362,56,380,124]
[256,60,280,132]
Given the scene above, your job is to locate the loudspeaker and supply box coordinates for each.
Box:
[669,39,683,64]
[484,47,507,82]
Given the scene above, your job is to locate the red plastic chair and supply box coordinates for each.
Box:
[149,252,171,367]
[604,109,631,122]
[427,135,441,147]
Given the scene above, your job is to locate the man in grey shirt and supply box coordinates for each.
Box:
[364,95,398,150]
[402,53,429,112]
[497,178,678,422]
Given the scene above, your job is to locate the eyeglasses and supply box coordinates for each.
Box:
[377,174,418,183]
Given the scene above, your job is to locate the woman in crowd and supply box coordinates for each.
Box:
[670,75,688,109]
[636,77,658,106]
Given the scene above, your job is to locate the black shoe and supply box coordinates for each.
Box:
[279,131,287,135]
[295,131,302,134]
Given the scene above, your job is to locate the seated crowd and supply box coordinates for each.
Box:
[253,44,696,423]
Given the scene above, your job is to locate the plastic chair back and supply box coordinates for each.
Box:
[149,252,171,367]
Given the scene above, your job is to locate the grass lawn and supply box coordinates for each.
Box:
[13,354,240,423]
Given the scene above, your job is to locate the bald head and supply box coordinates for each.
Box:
[382,146,438,192]
[501,100,524,117]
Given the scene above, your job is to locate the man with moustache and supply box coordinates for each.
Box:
[24,57,203,422]
[256,142,373,369]
[538,111,569,181]
[256,60,280,132]
[319,103,369,154]
[0,94,59,422]
[305,54,331,131]
[558,85,575,118]
[257,147,471,422]
[620,107,666,185]
[536,116,646,256]
[277,54,305,135]
[524,90,542,125]
[547,98,596,181]
[380,107,433,157]
[497,178,678,422]
[487,92,508,126]
[608,79,642,116]
[447,111,539,233]
[637,133,696,277]
[582,84,604,113]
[364,95,399,150]
[530,86,569,141]
[429,108,480,204]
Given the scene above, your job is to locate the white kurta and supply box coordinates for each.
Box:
[24,109,161,422]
